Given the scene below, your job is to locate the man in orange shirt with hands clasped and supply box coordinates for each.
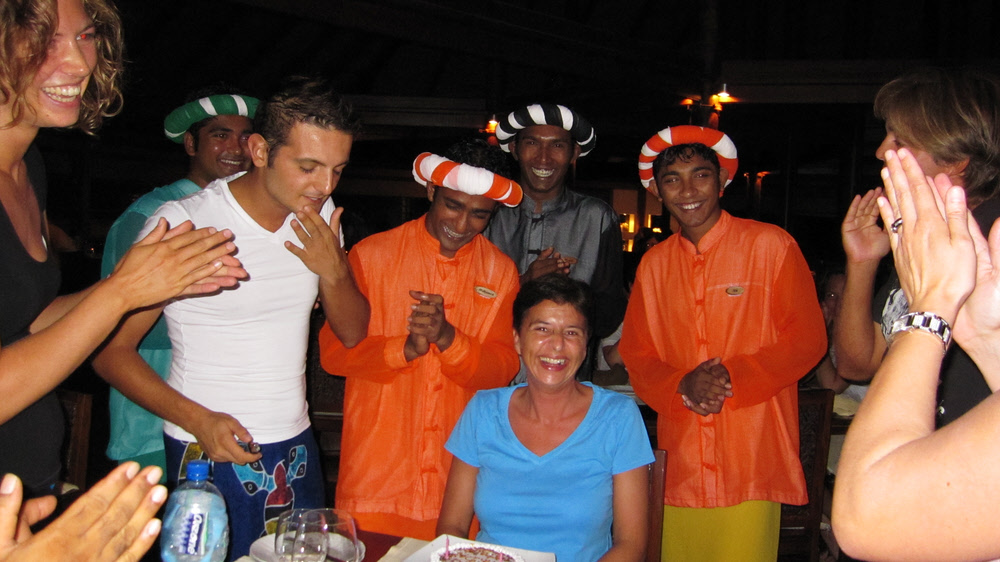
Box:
[620,126,826,562]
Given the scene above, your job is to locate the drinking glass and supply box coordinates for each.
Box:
[275,509,329,562]
[310,509,361,562]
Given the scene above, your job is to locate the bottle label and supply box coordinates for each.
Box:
[183,512,208,555]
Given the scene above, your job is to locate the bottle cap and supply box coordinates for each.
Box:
[185,460,210,481]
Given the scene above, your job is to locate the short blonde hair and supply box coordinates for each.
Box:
[875,67,1000,205]
[0,0,124,134]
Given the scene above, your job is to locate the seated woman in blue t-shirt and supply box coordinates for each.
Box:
[437,274,654,562]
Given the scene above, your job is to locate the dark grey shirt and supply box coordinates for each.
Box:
[485,188,626,339]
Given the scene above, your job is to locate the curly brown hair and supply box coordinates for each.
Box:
[0,0,124,135]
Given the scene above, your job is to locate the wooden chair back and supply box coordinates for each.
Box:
[778,388,834,561]
[56,388,92,489]
[646,449,666,562]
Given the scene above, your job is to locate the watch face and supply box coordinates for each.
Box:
[889,312,951,351]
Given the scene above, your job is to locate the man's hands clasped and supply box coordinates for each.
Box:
[678,357,733,416]
[404,291,456,362]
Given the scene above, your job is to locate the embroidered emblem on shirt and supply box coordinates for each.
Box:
[475,286,497,299]
[725,286,745,296]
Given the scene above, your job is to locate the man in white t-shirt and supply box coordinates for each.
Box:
[93,76,369,560]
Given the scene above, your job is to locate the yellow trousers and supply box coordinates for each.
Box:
[662,500,780,562]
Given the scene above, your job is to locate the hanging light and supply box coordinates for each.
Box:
[482,114,498,134]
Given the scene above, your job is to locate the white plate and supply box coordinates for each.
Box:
[402,535,554,562]
[249,533,366,562]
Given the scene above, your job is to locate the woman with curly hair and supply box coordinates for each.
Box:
[0,1,247,558]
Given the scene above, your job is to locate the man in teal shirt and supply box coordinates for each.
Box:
[99,85,257,475]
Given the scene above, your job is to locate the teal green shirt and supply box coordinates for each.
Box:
[101,179,200,460]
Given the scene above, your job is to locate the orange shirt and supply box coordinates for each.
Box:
[319,216,519,523]
[620,212,825,508]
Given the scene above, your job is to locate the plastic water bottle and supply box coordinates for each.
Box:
[161,460,229,562]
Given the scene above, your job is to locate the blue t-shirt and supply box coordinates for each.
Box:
[445,383,654,562]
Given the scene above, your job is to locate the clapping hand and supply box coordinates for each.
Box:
[522,247,577,282]
[842,187,891,264]
[0,463,166,562]
[876,148,976,324]
[112,219,247,309]
[404,291,455,361]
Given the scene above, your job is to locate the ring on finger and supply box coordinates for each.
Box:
[890,217,903,234]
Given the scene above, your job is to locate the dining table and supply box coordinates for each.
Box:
[235,528,426,562]
[358,529,423,560]
[237,528,560,561]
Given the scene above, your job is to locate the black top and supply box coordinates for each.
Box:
[873,197,1000,427]
[0,147,65,496]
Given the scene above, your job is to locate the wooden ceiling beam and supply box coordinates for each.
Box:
[230,0,698,88]
[347,95,487,128]
[719,59,927,104]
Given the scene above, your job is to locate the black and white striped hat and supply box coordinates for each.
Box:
[495,103,596,157]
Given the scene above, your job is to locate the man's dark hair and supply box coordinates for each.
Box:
[255,75,361,165]
[652,143,721,178]
[444,138,513,178]
[183,82,253,150]
[513,273,593,335]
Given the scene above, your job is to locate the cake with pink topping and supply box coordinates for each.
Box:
[430,543,524,562]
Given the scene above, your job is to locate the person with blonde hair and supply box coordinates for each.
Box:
[834,147,1000,561]
[835,67,1000,426]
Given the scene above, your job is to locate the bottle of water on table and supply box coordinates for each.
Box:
[161,460,229,562]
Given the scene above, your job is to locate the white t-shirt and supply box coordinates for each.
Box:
[140,175,334,443]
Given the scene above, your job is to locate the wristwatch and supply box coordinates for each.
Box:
[888,312,952,352]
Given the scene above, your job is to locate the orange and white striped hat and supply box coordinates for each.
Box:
[412,152,523,207]
[637,125,738,192]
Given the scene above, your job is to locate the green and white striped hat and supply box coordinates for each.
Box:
[163,94,259,143]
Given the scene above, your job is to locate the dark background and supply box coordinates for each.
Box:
[39,0,999,484]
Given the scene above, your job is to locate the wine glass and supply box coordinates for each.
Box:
[310,509,361,562]
[275,509,329,562]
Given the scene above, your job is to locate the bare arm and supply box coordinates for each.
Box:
[435,458,478,539]
[833,263,885,382]
[834,189,890,381]
[28,287,93,335]
[92,307,259,465]
[596,465,648,562]
[287,206,369,347]
[0,221,245,424]
[812,354,850,394]
[833,149,1000,561]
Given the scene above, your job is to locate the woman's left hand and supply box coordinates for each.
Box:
[877,148,976,323]
[0,464,165,562]
[950,212,1000,347]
